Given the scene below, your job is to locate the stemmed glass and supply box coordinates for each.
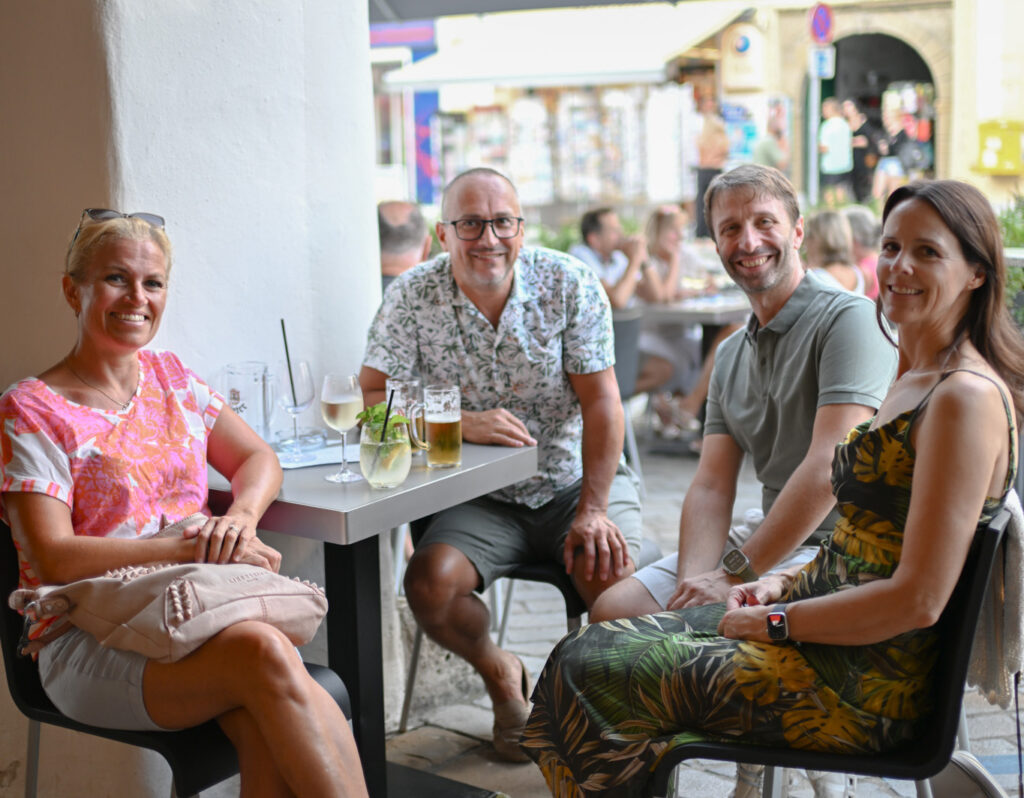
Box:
[321,373,363,483]
[277,360,315,464]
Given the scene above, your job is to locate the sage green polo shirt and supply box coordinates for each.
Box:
[705,271,897,542]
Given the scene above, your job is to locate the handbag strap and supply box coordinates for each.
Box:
[1016,670,1022,798]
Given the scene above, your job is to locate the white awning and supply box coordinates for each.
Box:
[382,2,749,91]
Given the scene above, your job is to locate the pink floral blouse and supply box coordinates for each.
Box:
[0,350,224,604]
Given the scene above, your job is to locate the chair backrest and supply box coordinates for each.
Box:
[915,505,1011,769]
[0,520,61,718]
[612,307,643,401]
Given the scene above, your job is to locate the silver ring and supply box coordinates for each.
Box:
[227,524,239,533]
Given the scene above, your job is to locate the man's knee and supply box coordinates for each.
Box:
[589,576,660,622]
[403,542,478,613]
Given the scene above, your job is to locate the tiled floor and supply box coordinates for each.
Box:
[387,432,1022,797]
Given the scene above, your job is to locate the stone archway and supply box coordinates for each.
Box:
[774,2,952,191]
[831,6,953,178]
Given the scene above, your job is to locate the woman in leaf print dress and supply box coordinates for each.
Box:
[521,180,1024,798]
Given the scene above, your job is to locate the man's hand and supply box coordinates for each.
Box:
[665,567,735,611]
[619,235,647,263]
[563,508,628,583]
[461,409,537,447]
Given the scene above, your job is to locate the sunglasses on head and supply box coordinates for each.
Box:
[71,208,165,246]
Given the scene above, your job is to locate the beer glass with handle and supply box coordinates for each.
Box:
[424,383,462,469]
[321,373,363,483]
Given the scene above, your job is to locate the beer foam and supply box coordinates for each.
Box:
[426,412,461,423]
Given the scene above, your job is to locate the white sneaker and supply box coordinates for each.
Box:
[807,770,857,798]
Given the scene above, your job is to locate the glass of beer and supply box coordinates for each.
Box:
[424,383,461,469]
[386,378,423,457]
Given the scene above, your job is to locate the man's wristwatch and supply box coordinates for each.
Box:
[721,548,758,582]
[766,604,789,641]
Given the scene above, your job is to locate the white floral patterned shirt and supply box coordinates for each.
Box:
[364,246,614,508]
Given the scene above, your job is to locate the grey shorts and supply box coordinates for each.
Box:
[633,508,818,609]
[413,464,643,591]
[37,626,168,731]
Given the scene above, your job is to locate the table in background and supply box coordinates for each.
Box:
[640,293,750,326]
[209,443,538,798]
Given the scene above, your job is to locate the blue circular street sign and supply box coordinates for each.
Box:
[809,3,834,45]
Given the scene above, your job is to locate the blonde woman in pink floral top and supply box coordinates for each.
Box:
[0,210,367,798]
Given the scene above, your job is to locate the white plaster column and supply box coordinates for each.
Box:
[0,1,381,794]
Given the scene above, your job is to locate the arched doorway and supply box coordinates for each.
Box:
[834,34,936,196]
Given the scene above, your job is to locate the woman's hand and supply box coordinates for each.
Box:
[718,604,773,641]
[724,572,790,611]
[184,512,259,565]
[717,572,792,640]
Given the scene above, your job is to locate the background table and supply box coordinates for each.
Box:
[639,293,750,326]
[209,443,538,797]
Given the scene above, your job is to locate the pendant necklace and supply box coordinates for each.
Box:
[63,357,138,411]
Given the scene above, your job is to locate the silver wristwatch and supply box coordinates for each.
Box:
[721,548,758,582]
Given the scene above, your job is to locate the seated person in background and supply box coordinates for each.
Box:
[643,206,742,437]
[844,204,882,299]
[569,207,650,310]
[359,168,643,762]
[524,178,1022,798]
[804,209,865,293]
[0,210,367,798]
[378,200,432,293]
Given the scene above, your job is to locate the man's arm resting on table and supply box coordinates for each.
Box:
[565,367,628,582]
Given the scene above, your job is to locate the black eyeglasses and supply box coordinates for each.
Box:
[71,208,165,246]
[443,216,523,241]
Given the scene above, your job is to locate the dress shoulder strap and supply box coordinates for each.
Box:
[914,368,1017,491]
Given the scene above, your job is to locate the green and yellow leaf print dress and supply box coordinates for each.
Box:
[521,370,1016,798]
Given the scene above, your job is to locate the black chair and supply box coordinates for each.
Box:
[644,507,1012,798]
[612,306,645,495]
[0,520,351,798]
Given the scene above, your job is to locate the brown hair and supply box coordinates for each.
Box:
[703,164,800,243]
[881,180,1024,420]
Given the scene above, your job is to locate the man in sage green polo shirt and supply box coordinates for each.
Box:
[592,164,896,621]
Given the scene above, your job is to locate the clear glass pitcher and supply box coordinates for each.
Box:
[224,361,275,440]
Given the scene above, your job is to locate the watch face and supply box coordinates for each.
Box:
[722,549,747,573]
[767,609,788,641]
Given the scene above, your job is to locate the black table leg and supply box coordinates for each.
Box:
[325,537,386,798]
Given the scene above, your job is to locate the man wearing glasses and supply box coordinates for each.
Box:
[360,167,642,762]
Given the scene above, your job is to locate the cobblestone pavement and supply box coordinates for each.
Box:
[386,429,1022,797]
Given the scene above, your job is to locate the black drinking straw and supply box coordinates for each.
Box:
[280,319,298,406]
[380,388,395,443]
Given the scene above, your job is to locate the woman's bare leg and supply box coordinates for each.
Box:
[143,621,368,798]
[218,707,295,798]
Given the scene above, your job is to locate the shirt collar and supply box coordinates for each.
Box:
[744,270,817,342]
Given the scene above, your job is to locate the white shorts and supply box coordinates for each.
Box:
[632,508,819,609]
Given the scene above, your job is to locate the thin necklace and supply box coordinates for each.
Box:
[63,357,138,412]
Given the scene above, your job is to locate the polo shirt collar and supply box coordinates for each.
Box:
[745,270,815,342]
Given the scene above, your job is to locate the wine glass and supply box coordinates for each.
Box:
[277,360,315,464]
[321,373,363,483]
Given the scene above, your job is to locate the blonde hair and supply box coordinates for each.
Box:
[804,211,853,267]
[65,216,172,282]
[645,207,685,254]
